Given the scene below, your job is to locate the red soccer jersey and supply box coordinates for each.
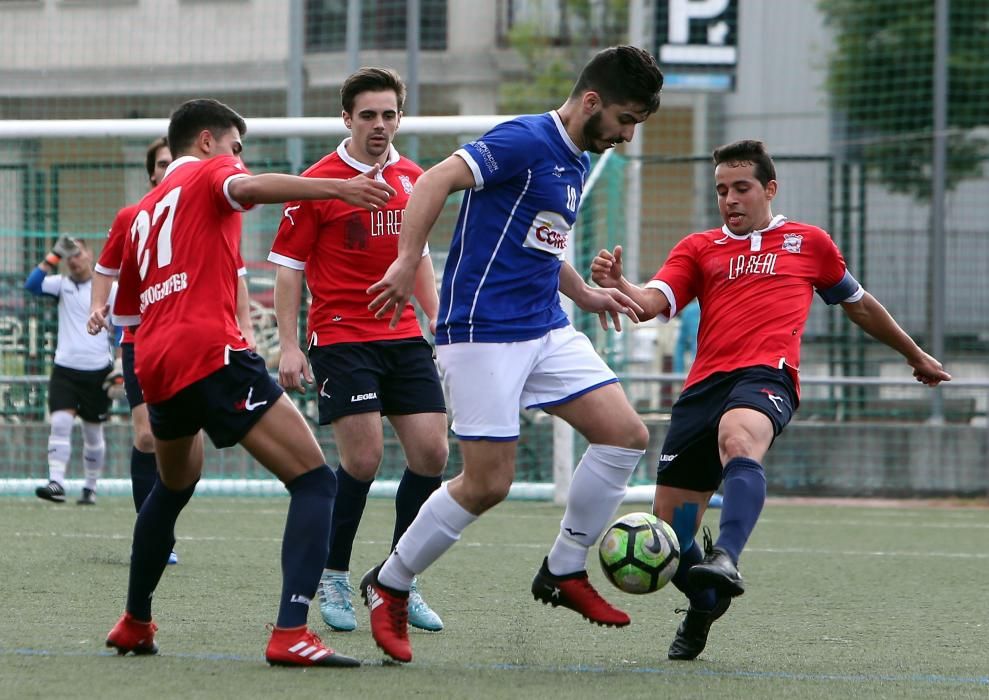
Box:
[268,141,424,346]
[98,203,141,344]
[649,217,851,396]
[112,155,253,403]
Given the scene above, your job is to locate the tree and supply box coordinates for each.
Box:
[819,0,989,199]
[498,0,629,114]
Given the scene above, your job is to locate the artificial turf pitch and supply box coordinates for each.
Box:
[2,495,987,699]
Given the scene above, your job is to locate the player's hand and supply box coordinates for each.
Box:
[428,317,437,336]
[909,352,952,387]
[52,235,80,259]
[103,358,125,401]
[576,286,644,332]
[278,345,313,393]
[337,164,395,210]
[590,245,625,289]
[367,258,417,329]
[87,304,111,335]
[242,327,257,353]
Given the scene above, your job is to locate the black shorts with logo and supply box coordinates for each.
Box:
[308,337,446,425]
[148,349,284,448]
[657,365,798,492]
[48,363,113,423]
[121,342,145,409]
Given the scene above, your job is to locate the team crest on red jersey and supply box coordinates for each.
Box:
[782,233,803,253]
[398,174,414,194]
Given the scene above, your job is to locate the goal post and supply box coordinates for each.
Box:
[0,115,652,502]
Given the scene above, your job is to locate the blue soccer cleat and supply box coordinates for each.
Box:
[407,577,443,632]
[319,570,357,631]
[167,550,179,566]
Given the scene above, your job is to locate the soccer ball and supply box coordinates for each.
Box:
[598,512,680,595]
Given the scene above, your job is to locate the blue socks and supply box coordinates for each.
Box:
[669,502,716,610]
[716,457,766,563]
[326,465,371,571]
[129,447,158,513]
[278,465,337,628]
[126,479,197,620]
[392,468,442,550]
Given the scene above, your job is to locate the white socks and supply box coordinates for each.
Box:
[378,483,477,591]
[47,410,73,485]
[81,421,105,491]
[547,443,644,576]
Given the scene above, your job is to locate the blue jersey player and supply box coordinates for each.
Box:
[364,45,665,663]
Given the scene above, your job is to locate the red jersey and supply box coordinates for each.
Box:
[112,155,253,403]
[268,141,424,346]
[98,203,140,343]
[650,217,853,395]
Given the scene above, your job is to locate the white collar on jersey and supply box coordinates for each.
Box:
[720,214,788,252]
[161,155,200,182]
[336,138,400,179]
[550,111,583,157]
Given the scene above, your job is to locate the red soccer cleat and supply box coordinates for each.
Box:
[531,557,631,627]
[106,611,159,656]
[264,625,360,667]
[359,564,412,662]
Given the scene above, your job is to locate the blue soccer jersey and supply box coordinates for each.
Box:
[436,111,591,344]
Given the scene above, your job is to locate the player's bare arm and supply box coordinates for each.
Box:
[559,261,644,332]
[368,154,475,327]
[236,276,256,351]
[273,266,312,392]
[413,253,440,336]
[590,245,670,321]
[87,271,115,335]
[228,167,395,209]
[841,292,951,386]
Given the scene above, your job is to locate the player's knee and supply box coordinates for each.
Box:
[626,419,650,451]
[416,441,449,476]
[463,471,512,511]
[719,433,756,462]
[134,432,156,453]
[341,452,384,481]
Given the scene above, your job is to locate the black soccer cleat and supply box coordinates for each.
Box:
[687,527,745,597]
[35,480,66,503]
[77,487,97,505]
[667,597,731,661]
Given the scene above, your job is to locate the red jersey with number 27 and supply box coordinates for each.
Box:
[650,218,851,396]
[113,155,253,403]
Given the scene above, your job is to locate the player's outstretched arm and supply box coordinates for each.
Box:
[841,292,952,386]
[273,266,312,392]
[369,155,475,328]
[228,166,395,209]
[559,261,645,332]
[589,245,669,322]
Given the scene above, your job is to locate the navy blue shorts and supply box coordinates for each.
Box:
[148,349,284,448]
[657,366,797,492]
[121,342,145,409]
[48,363,112,423]
[308,338,446,425]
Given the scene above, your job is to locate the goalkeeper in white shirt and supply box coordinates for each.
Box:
[24,236,115,505]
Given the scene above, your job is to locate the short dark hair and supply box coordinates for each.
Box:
[144,137,168,179]
[570,45,664,114]
[712,139,777,187]
[167,99,247,155]
[341,67,407,114]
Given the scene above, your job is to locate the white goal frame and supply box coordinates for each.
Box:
[0,115,654,503]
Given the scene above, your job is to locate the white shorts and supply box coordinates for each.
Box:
[435,325,618,440]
